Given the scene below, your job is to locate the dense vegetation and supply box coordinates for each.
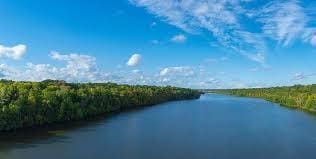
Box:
[0,80,201,131]
[214,84,316,113]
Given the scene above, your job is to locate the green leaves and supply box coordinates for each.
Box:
[0,80,201,131]
[216,85,316,112]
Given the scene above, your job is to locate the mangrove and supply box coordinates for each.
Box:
[0,79,201,131]
[214,84,316,113]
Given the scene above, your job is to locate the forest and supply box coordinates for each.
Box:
[214,84,316,113]
[0,79,201,131]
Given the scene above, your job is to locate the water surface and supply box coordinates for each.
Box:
[1,94,316,159]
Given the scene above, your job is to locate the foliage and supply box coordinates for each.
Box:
[214,84,316,112]
[0,80,201,131]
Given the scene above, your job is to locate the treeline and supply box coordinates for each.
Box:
[0,79,201,131]
[214,84,316,112]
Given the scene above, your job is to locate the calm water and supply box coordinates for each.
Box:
[1,94,316,159]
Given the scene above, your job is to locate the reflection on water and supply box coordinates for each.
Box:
[1,94,316,159]
[0,108,144,151]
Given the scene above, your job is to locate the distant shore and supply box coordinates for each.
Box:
[212,84,316,114]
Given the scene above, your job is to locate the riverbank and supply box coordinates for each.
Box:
[213,84,316,114]
[3,94,316,159]
[0,80,201,131]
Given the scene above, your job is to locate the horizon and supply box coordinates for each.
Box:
[1,0,316,89]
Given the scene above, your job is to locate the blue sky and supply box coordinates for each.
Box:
[0,0,316,88]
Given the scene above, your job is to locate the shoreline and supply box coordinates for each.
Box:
[0,80,202,131]
[212,92,316,115]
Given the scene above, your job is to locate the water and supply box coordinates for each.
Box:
[1,94,316,159]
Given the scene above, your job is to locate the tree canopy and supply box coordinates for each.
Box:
[214,84,316,113]
[0,80,201,131]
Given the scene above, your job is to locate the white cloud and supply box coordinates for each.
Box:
[242,52,265,65]
[129,0,316,65]
[0,53,274,89]
[24,63,59,81]
[156,65,235,88]
[129,0,267,64]
[199,78,221,87]
[292,72,315,80]
[0,51,164,86]
[49,51,98,81]
[50,51,68,60]
[126,54,142,67]
[0,49,226,88]
[0,51,100,82]
[50,51,96,70]
[0,64,20,78]
[0,44,26,59]
[258,0,308,46]
[293,72,306,80]
[159,66,194,76]
[171,34,187,43]
[132,69,141,73]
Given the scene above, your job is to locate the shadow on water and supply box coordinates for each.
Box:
[0,104,156,152]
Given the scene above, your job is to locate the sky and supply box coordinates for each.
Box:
[0,0,316,89]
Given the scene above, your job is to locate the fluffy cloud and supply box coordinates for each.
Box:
[0,51,101,82]
[171,34,187,43]
[126,54,142,67]
[49,51,98,82]
[0,64,19,77]
[155,65,234,88]
[0,52,150,85]
[157,66,215,88]
[24,63,59,81]
[0,44,26,59]
[0,55,272,89]
[50,51,96,70]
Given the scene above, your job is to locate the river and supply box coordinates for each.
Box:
[1,94,316,159]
